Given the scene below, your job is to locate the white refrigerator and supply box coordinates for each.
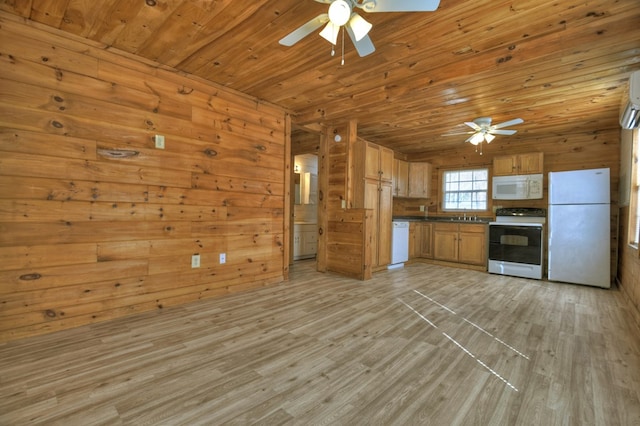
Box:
[548,168,611,288]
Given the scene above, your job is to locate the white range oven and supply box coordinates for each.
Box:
[488,208,546,280]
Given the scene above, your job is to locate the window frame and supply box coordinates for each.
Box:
[441,167,490,213]
[629,128,640,250]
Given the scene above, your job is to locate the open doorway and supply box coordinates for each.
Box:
[291,127,321,265]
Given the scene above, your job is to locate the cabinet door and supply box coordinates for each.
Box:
[364,142,381,180]
[458,230,486,265]
[518,152,544,174]
[303,230,318,256]
[379,146,394,183]
[433,224,458,262]
[409,222,420,259]
[408,162,432,198]
[364,179,380,265]
[377,182,393,266]
[493,155,518,176]
[420,222,433,258]
[494,153,544,175]
[293,233,302,258]
[458,224,487,266]
[394,159,409,197]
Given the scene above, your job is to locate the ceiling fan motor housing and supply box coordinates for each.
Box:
[474,117,492,128]
[328,0,352,26]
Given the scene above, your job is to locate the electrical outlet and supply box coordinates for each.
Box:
[191,254,200,268]
[419,205,425,212]
[219,253,226,264]
[154,134,165,149]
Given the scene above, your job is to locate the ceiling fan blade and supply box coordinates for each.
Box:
[279,14,329,46]
[442,131,474,136]
[464,121,482,131]
[360,0,441,13]
[314,0,333,3]
[346,24,375,57]
[319,21,341,45]
[490,129,518,135]
[492,118,524,129]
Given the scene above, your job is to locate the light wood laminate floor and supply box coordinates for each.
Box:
[2,262,640,425]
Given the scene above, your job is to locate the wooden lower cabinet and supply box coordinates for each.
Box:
[409,222,420,259]
[293,223,318,260]
[420,222,433,258]
[458,227,486,265]
[409,221,486,268]
[433,222,487,266]
[409,222,433,259]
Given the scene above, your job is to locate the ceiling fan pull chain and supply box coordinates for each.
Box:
[341,26,345,65]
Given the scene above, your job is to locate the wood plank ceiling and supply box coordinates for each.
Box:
[2,0,639,155]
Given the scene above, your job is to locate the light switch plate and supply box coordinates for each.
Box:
[154,134,165,149]
[219,253,226,264]
[191,254,200,268]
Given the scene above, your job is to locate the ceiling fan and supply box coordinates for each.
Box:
[279,0,441,58]
[445,117,524,154]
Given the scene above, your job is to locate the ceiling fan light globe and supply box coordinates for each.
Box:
[484,133,496,143]
[469,133,484,145]
[319,22,340,44]
[328,0,351,26]
[349,13,372,41]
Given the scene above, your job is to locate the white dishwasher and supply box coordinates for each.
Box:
[389,221,409,269]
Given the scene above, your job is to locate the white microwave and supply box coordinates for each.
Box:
[492,174,543,200]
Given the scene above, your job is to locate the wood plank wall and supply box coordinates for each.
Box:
[326,209,372,280]
[618,207,640,328]
[0,16,288,342]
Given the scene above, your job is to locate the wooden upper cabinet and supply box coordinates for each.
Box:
[493,152,544,176]
[393,159,409,197]
[408,162,432,198]
[364,141,380,180]
[518,152,544,174]
[379,146,394,182]
[363,141,393,182]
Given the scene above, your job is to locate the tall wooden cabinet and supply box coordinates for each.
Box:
[353,139,393,268]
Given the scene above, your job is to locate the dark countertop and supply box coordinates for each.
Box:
[392,216,493,224]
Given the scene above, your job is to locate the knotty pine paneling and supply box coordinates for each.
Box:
[326,209,372,281]
[0,19,287,342]
[618,207,640,329]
